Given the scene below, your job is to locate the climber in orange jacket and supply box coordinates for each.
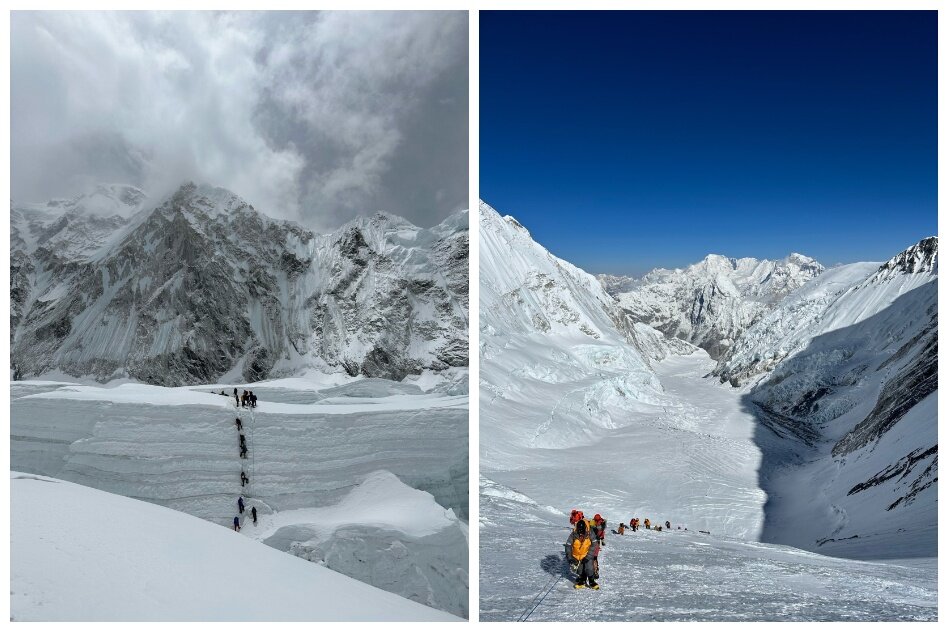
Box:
[565,518,599,590]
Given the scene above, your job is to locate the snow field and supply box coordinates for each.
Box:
[11,473,460,621]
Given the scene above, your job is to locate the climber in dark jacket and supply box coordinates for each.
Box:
[241,471,249,487]
[235,417,242,431]
[233,516,240,531]
[251,506,258,525]
[238,496,245,514]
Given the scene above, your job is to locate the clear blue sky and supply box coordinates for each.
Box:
[480,11,937,276]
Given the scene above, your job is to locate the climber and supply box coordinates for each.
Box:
[233,387,239,407]
[235,417,242,431]
[590,514,606,578]
[630,518,639,532]
[238,496,245,514]
[569,509,584,526]
[615,523,625,535]
[644,518,651,530]
[250,392,257,408]
[241,471,249,487]
[240,445,248,459]
[233,516,240,532]
[251,506,258,525]
[592,514,607,546]
[665,520,671,530]
[566,518,599,590]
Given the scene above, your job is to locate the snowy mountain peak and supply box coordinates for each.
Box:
[785,252,818,266]
[875,236,937,277]
[612,252,824,358]
[28,183,147,219]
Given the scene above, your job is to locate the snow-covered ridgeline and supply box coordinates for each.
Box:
[11,182,468,386]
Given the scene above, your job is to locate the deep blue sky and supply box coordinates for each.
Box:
[481,11,937,276]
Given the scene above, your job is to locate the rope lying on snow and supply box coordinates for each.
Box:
[517,573,563,622]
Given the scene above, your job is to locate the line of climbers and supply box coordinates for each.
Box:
[614,518,683,534]
[233,494,258,531]
[567,510,687,590]
[217,387,258,409]
[232,404,259,532]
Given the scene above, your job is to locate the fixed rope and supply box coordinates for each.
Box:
[249,403,256,500]
[517,573,562,622]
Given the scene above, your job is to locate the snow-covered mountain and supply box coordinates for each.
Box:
[716,238,937,558]
[12,472,461,621]
[10,183,468,385]
[479,201,685,458]
[604,253,824,358]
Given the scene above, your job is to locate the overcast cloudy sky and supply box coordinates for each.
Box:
[11,11,468,231]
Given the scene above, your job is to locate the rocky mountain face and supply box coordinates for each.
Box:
[602,253,824,359]
[10,183,468,385]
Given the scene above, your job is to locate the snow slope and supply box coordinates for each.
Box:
[11,472,460,621]
[11,182,468,385]
[480,478,936,622]
[11,374,469,617]
[607,253,823,358]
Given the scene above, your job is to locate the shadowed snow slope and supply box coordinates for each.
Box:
[10,472,459,622]
[708,238,938,558]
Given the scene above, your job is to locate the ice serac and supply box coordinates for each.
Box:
[607,253,824,359]
[728,238,937,558]
[479,200,669,459]
[10,183,468,385]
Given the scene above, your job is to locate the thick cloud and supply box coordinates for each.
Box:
[11,11,468,230]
